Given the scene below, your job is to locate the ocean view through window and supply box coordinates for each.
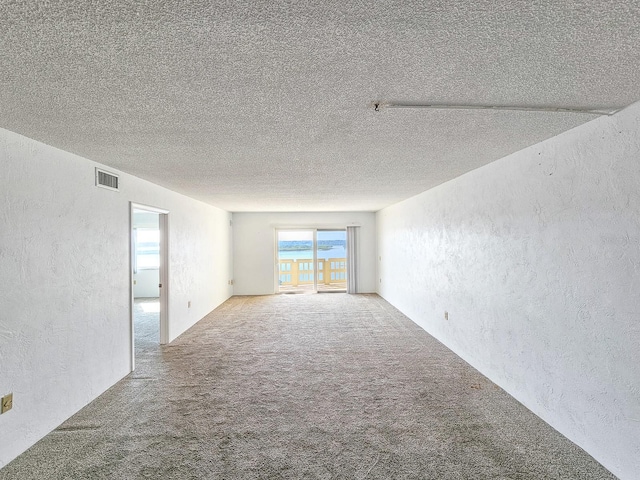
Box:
[277,230,347,293]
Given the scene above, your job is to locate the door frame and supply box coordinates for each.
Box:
[274,228,317,294]
[316,228,347,293]
[129,202,170,372]
[274,227,347,294]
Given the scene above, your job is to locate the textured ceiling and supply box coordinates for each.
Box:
[2,1,640,212]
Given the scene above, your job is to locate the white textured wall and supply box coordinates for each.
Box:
[376,103,640,480]
[0,128,232,467]
[233,212,376,295]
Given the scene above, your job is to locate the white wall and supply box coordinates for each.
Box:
[0,128,233,467]
[376,103,640,480]
[233,212,376,295]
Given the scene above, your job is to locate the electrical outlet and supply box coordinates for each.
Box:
[444,311,449,321]
[1,393,13,414]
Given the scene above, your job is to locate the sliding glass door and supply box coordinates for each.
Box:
[277,230,315,293]
[316,230,347,292]
[277,229,346,293]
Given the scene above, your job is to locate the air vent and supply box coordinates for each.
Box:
[95,168,119,191]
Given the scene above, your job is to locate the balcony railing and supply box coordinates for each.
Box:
[279,258,346,287]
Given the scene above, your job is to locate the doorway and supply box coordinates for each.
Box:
[276,229,347,294]
[130,203,169,372]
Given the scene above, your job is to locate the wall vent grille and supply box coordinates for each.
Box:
[95,168,119,191]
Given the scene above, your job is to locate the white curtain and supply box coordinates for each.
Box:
[346,226,359,294]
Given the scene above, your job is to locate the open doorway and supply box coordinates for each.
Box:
[276,229,347,294]
[130,203,169,372]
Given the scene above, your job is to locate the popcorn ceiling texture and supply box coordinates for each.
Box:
[1,0,640,211]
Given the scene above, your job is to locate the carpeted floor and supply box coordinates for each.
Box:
[1,294,616,479]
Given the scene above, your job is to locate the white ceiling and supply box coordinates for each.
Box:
[2,1,640,212]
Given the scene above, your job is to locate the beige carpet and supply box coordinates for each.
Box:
[1,294,616,479]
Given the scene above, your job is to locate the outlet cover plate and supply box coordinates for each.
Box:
[1,393,13,413]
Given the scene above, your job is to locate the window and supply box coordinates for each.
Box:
[134,228,160,271]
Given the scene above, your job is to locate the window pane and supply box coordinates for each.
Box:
[136,229,160,269]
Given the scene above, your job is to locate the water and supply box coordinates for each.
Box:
[278,246,346,260]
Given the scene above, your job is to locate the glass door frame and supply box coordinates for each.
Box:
[316,229,347,293]
[274,227,347,294]
[275,228,318,294]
